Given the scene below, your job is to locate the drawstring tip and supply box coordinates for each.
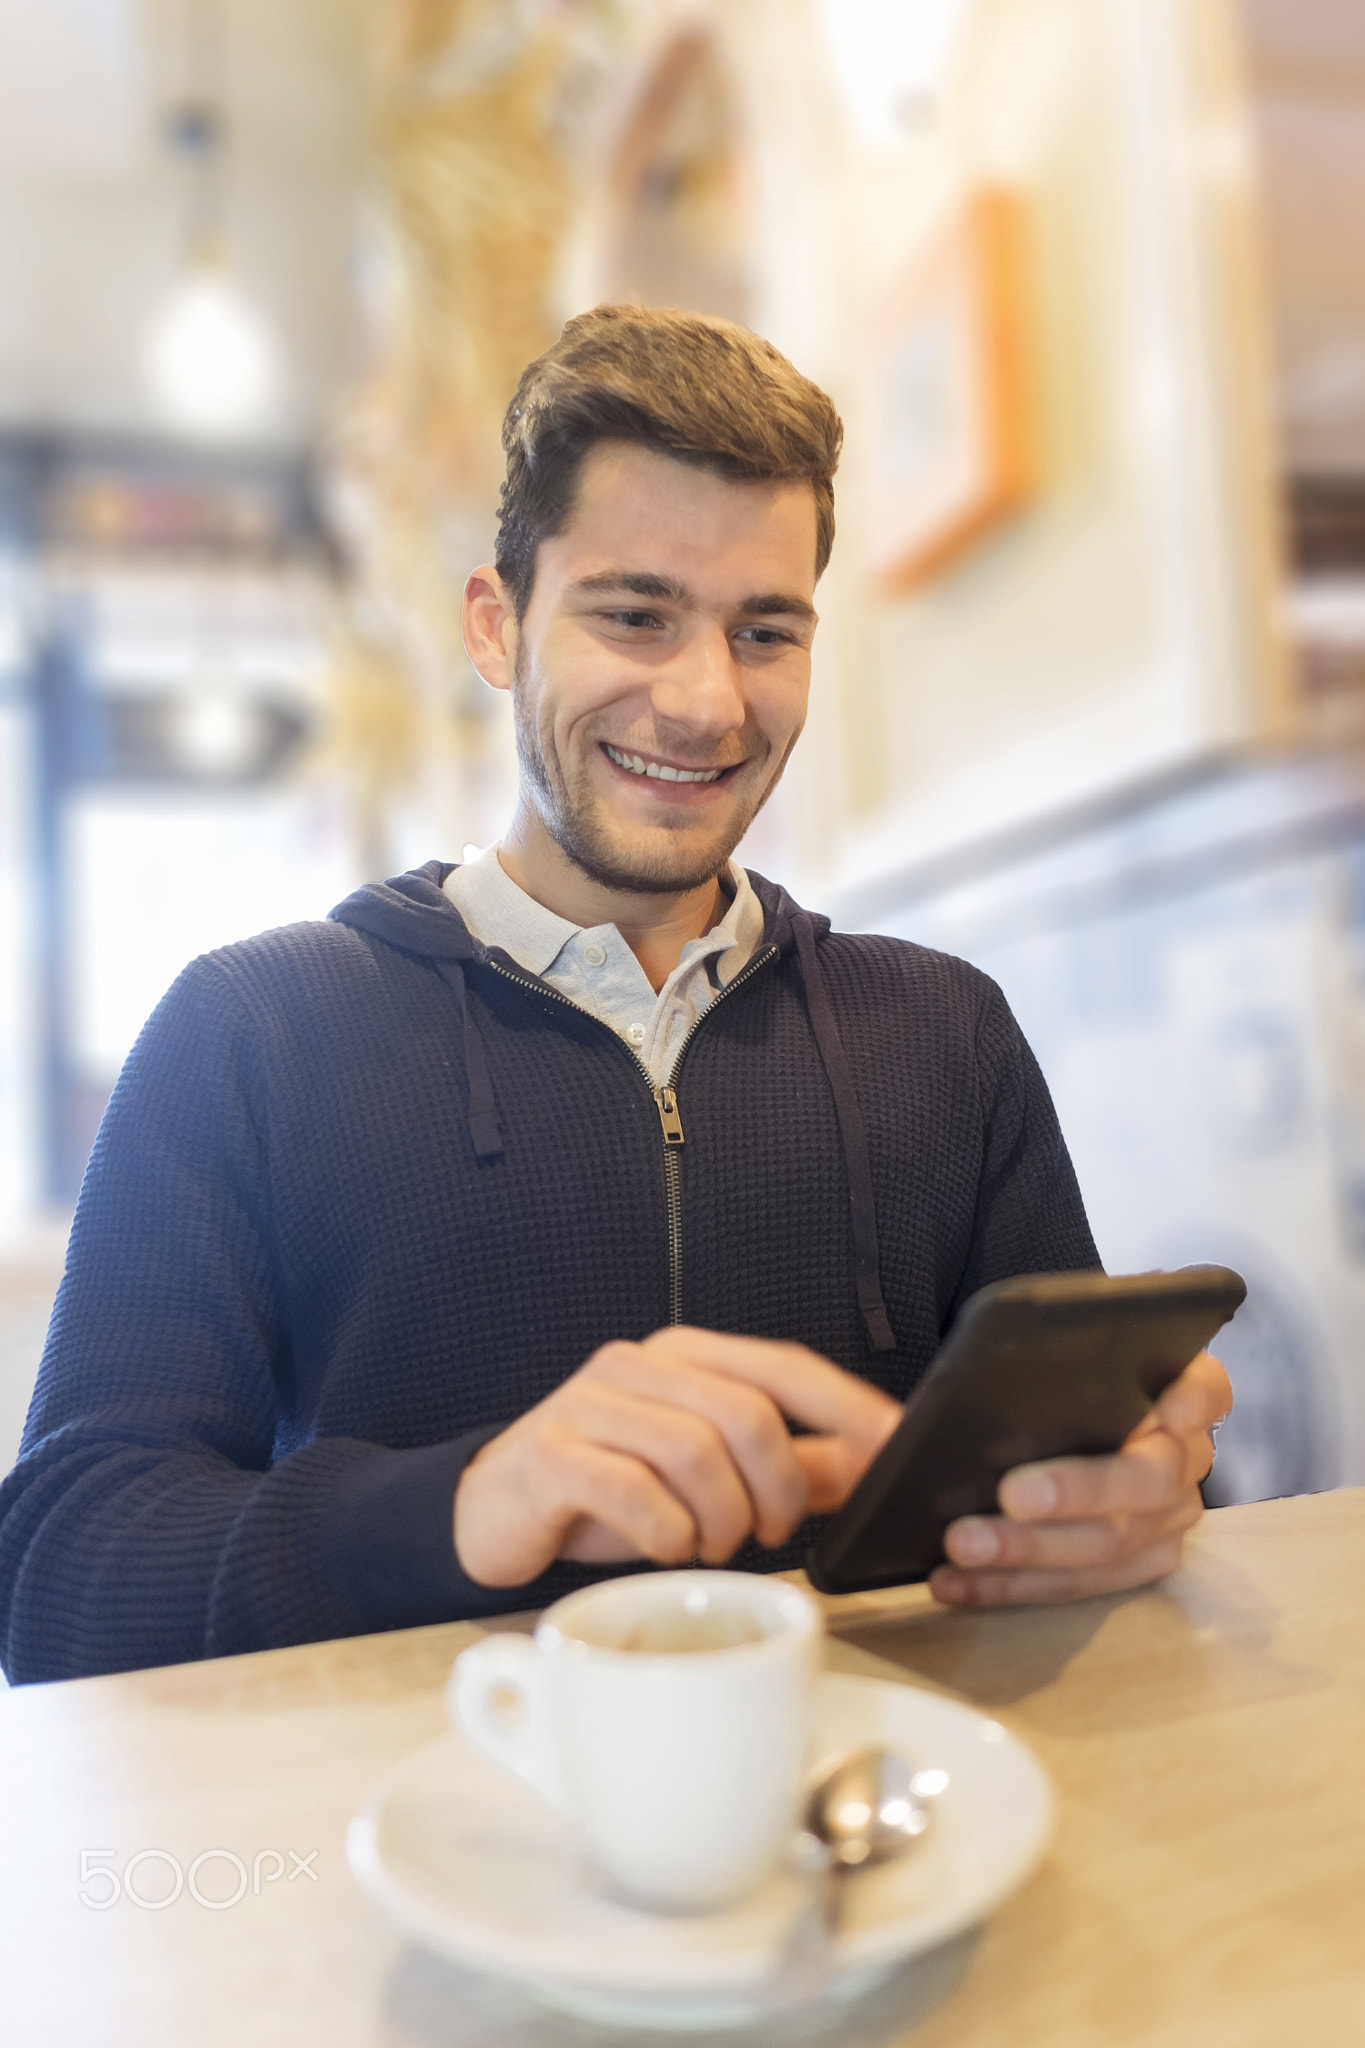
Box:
[469,1114,504,1162]
[863,1303,897,1353]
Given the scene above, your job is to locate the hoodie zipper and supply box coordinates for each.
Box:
[484,944,778,1324]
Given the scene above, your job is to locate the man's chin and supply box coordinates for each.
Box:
[556,817,744,896]
[564,844,734,897]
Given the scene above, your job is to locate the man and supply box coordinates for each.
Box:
[0,307,1228,1681]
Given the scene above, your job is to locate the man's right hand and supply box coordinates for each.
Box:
[452,1327,901,1589]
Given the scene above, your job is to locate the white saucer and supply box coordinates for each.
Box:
[347,1670,1051,2029]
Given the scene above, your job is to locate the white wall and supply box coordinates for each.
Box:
[718,0,1287,903]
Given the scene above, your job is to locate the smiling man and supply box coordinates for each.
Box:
[0,307,1229,1680]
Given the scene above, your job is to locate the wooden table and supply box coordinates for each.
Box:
[3,1488,1364,2046]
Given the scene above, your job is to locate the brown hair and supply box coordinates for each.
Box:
[494,304,843,617]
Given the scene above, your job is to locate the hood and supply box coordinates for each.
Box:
[327,859,474,960]
[327,859,826,963]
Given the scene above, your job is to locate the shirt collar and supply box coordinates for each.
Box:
[444,844,763,984]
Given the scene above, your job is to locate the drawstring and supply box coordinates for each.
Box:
[435,960,504,1161]
[792,918,897,1354]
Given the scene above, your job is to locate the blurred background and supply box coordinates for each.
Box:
[1,0,1363,1508]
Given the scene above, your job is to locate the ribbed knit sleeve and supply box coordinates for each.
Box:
[0,960,524,1682]
[949,974,1102,1312]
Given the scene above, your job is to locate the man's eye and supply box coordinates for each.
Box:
[608,609,663,630]
[738,627,792,647]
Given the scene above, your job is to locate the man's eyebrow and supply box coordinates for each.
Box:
[568,571,692,604]
[568,571,816,622]
[735,592,817,623]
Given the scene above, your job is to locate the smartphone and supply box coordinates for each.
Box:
[806,1265,1246,1597]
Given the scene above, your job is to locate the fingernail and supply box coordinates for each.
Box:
[949,1517,998,1565]
[1005,1468,1057,1517]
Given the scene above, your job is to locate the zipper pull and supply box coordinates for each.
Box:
[654,1086,685,1146]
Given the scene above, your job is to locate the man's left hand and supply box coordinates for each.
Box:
[930,1349,1233,1607]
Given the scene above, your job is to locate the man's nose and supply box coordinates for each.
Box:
[649,625,746,736]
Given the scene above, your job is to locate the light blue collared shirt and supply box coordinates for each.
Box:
[443,847,766,1085]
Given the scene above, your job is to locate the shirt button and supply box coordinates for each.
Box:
[627,1023,645,1044]
[583,943,607,966]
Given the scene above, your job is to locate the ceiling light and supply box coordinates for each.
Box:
[143,42,284,441]
[145,259,280,438]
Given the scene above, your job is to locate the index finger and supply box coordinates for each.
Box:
[998,1424,1188,1522]
[641,1327,901,1451]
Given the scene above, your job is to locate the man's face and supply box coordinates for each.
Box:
[504,442,819,894]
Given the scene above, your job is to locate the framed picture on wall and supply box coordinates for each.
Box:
[866,187,1036,592]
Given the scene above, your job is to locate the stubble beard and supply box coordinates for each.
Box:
[511,664,784,897]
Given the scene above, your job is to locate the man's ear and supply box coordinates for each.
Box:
[462,566,517,693]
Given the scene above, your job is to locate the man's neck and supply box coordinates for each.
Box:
[496,819,728,994]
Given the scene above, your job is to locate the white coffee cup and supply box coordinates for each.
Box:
[448,1570,822,1912]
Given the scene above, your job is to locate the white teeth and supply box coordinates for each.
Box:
[605,744,722,783]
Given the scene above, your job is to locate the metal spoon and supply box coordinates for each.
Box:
[774,1746,932,2002]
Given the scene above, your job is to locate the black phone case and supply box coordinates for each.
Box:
[807,1265,1246,1596]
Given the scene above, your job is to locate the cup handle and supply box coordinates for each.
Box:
[447,1635,564,1810]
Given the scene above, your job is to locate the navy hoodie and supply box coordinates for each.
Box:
[0,865,1097,1681]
